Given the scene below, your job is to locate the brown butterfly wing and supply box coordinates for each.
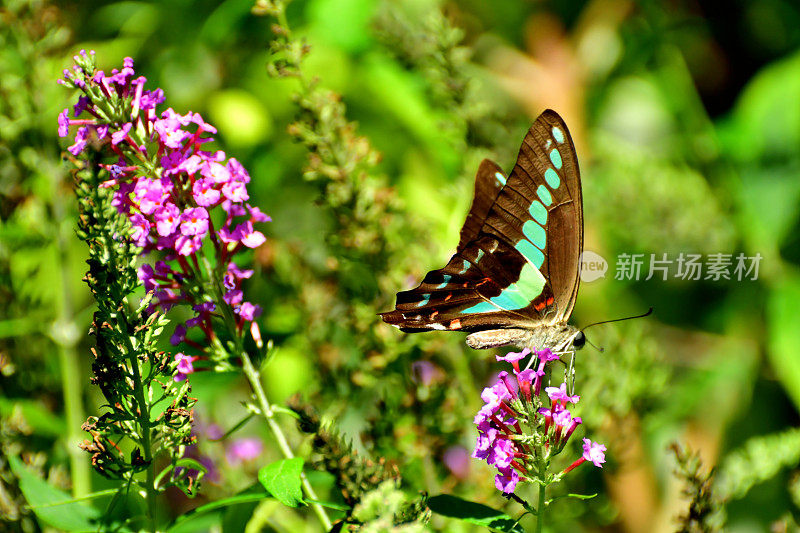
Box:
[381,109,583,332]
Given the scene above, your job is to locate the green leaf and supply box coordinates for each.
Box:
[427,494,524,533]
[9,456,100,531]
[0,398,66,437]
[304,497,350,512]
[549,492,598,504]
[257,457,304,508]
[767,275,800,410]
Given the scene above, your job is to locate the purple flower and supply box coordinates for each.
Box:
[552,408,572,428]
[410,360,440,386]
[237,221,266,248]
[535,348,560,364]
[494,467,519,493]
[192,178,221,207]
[174,352,197,382]
[496,348,530,365]
[68,126,89,155]
[140,88,165,110]
[497,371,518,399]
[226,437,263,463]
[545,382,580,404]
[134,178,169,215]
[58,109,70,137]
[479,381,512,416]
[248,205,271,222]
[443,446,470,480]
[472,426,498,460]
[180,207,209,237]
[171,324,187,346]
[111,122,132,145]
[488,437,516,469]
[224,262,253,289]
[175,234,203,256]
[236,302,261,321]
[190,112,217,134]
[227,157,249,181]
[564,416,582,441]
[61,54,272,377]
[138,263,157,292]
[218,224,240,244]
[193,301,216,314]
[74,95,91,116]
[223,289,243,306]
[582,438,606,467]
[222,179,249,202]
[129,213,151,247]
[154,203,181,237]
[203,161,231,184]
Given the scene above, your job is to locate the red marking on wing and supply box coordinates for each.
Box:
[444,293,452,302]
[430,310,439,319]
[534,296,556,312]
[449,318,462,330]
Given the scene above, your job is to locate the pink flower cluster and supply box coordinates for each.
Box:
[59,51,269,378]
[472,348,605,494]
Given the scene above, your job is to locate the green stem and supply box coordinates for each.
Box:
[201,252,331,531]
[123,316,158,532]
[535,480,546,533]
[239,350,333,531]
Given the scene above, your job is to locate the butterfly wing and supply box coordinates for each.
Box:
[457,159,505,251]
[381,109,583,333]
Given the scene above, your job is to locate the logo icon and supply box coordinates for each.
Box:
[580,251,608,283]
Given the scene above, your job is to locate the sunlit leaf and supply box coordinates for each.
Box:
[258,457,304,508]
[428,494,524,533]
[9,456,99,531]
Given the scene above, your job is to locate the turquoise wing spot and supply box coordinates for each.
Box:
[436,275,452,289]
[416,294,431,307]
[522,220,546,249]
[462,264,546,313]
[475,249,484,262]
[537,185,552,206]
[549,149,562,170]
[458,260,470,274]
[528,200,547,225]
[462,301,497,314]
[490,290,529,310]
[515,239,544,269]
[552,126,565,144]
[544,168,560,189]
[494,172,507,186]
[516,263,546,298]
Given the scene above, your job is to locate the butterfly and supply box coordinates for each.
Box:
[381,110,586,354]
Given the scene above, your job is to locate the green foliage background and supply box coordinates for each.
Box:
[2,0,800,530]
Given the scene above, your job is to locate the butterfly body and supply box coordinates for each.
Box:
[465,324,579,352]
[382,110,584,354]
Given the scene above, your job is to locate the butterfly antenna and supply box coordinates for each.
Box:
[581,307,654,332]
[586,338,605,353]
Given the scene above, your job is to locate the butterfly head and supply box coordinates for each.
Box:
[572,330,586,349]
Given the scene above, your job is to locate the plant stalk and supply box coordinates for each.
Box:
[239,350,332,531]
[124,319,158,533]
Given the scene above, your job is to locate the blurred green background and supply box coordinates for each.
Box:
[2,0,800,530]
